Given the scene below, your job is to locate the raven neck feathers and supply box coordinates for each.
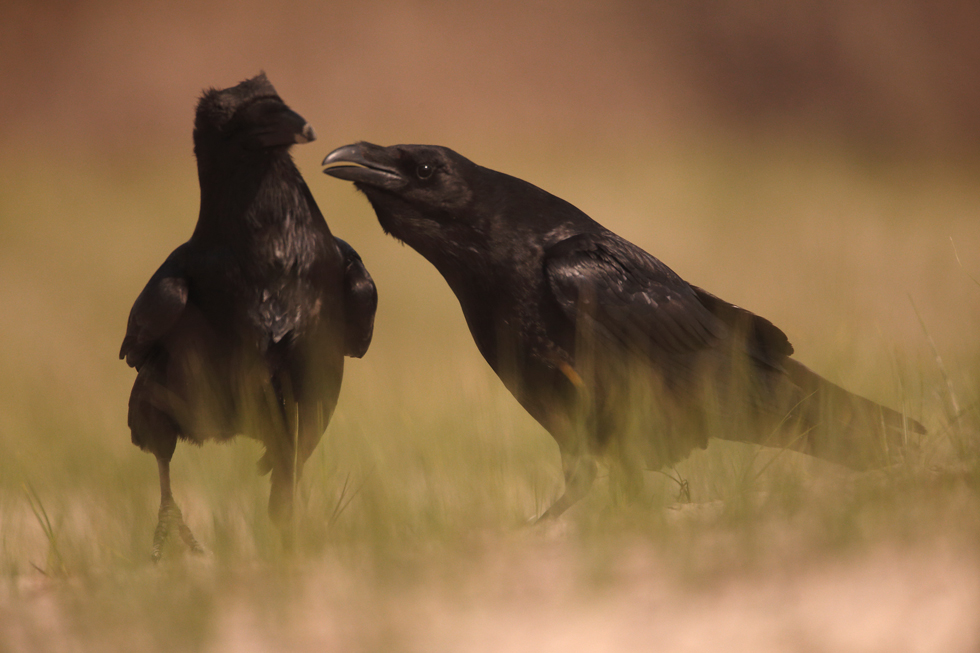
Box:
[193,152,317,251]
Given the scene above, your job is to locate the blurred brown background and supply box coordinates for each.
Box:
[4,0,980,158]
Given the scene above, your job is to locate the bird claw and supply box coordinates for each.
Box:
[151,498,205,562]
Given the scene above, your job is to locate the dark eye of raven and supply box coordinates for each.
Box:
[416,163,434,180]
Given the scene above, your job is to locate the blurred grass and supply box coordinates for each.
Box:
[1,140,979,650]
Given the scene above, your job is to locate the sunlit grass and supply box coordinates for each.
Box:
[1,142,978,650]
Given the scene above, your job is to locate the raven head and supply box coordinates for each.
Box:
[321,142,480,248]
[322,142,591,269]
[193,72,316,157]
[322,143,473,206]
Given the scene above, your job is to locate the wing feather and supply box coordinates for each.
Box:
[545,233,794,374]
[544,233,727,360]
[119,245,190,369]
[336,238,378,358]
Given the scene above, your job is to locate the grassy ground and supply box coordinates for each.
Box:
[1,141,978,651]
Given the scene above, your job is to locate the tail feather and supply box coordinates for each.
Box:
[718,358,925,469]
[776,359,924,469]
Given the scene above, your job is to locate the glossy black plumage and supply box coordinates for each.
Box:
[121,75,376,558]
[323,141,923,520]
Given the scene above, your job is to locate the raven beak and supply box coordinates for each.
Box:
[295,121,317,144]
[322,143,402,186]
[322,144,367,168]
[252,109,316,148]
[282,108,316,144]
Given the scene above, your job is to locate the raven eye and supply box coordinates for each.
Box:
[416,163,434,180]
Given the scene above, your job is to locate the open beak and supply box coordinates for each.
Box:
[322,142,403,187]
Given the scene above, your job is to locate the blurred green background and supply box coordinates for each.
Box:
[1,1,979,650]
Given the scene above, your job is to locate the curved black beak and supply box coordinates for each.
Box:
[322,142,402,187]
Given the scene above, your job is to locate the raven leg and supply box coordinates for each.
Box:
[535,449,598,522]
[268,463,295,530]
[608,459,645,507]
[151,456,205,561]
[267,398,329,551]
[267,406,299,552]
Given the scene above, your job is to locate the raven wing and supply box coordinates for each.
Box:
[544,233,728,359]
[336,238,377,358]
[544,232,793,375]
[119,244,190,370]
[688,284,793,369]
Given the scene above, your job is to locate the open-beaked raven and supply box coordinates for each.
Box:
[322,141,923,520]
[121,75,376,559]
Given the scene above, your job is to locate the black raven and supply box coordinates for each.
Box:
[322,142,924,520]
[121,75,377,559]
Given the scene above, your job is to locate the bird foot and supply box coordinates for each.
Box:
[151,498,205,562]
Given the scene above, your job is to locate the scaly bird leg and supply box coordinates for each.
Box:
[535,449,598,523]
[151,457,205,562]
